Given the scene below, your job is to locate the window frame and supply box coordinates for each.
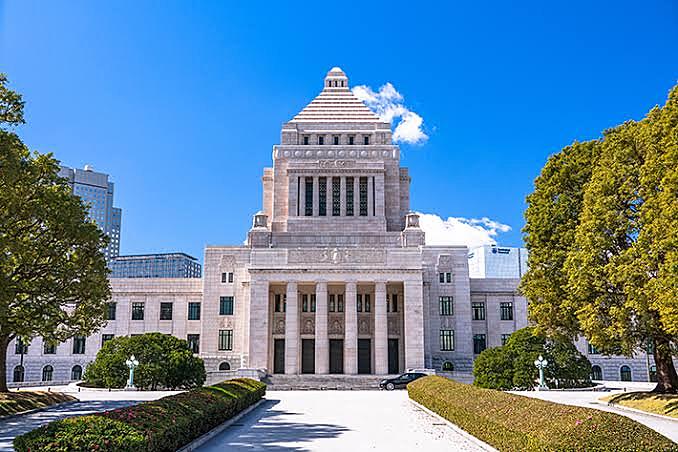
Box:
[219,296,234,316]
[439,296,454,316]
[218,329,233,351]
[160,302,173,321]
[188,302,201,320]
[131,302,145,320]
[440,330,455,351]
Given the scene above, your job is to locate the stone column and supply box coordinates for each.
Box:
[285,282,299,374]
[374,281,388,374]
[344,281,358,374]
[315,281,329,374]
[375,173,385,218]
[312,176,319,216]
[340,177,346,216]
[248,279,269,370]
[403,278,425,370]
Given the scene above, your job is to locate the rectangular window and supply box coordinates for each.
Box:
[348,136,354,145]
[102,334,114,346]
[131,302,145,320]
[472,302,485,321]
[275,294,282,313]
[220,296,234,315]
[319,177,327,216]
[188,302,201,320]
[337,294,344,312]
[43,341,56,354]
[329,294,336,312]
[357,294,363,312]
[440,330,455,351]
[588,343,599,354]
[364,294,371,313]
[391,294,398,313]
[14,338,28,355]
[228,272,234,283]
[500,302,514,321]
[305,177,313,216]
[333,136,339,145]
[318,136,324,145]
[73,336,86,354]
[218,330,233,351]
[501,334,511,346]
[332,177,340,216]
[302,294,309,312]
[346,177,354,216]
[473,334,487,354]
[187,334,200,354]
[303,136,309,145]
[439,273,445,283]
[364,135,370,145]
[160,302,173,320]
[310,294,316,312]
[106,302,116,320]
[446,272,451,283]
[221,272,234,283]
[439,296,454,316]
[359,177,368,216]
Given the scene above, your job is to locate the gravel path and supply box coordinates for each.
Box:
[198,390,484,451]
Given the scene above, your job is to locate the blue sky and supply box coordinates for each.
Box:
[1,1,677,260]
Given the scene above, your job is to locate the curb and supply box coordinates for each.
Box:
[176,399,265,451]
[409,399,498,452]
[0,400,78,423]
[593,401,678,423]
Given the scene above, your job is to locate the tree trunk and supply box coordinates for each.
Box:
[652,337,678,394]
[0,335,10,392]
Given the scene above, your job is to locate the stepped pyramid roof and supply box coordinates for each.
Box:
[289,67,387,124]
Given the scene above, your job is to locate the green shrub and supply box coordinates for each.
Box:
[84,332,206,389]
[408,375,677,451]
[473,327,592,390]
[14,378,266,452]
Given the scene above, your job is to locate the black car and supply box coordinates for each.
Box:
[379,372,427,390]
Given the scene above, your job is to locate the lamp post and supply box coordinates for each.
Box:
[125,355,139,391]
[534,355,549,391]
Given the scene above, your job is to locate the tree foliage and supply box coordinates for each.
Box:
[473,327,592,390]
[84,333,206,390]
[0,74,111,391]
[522,84,678,392]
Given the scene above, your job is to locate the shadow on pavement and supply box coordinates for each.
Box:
[199,398,350,451]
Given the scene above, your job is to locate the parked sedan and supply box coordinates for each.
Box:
[379,372,428,390]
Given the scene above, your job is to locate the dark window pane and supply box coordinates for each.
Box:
[220,296,234,315]
[305,177,313,216]
[188,302,201,320]
[160,302,173,320]
[132,302,145,320]
[332,177,340,216]
[346,177,354,216]
[359,177,368,216]
[187,334,200,353]
[319,177,327,216]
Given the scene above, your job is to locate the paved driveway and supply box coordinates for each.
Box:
[198,390,484,451]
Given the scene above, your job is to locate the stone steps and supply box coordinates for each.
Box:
[262,374,395,390]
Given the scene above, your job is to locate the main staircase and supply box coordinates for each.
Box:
[262,374,393,390]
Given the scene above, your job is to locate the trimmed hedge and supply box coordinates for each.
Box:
[408,375,677,451]
[14,378,265,452]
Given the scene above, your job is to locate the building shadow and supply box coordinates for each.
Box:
[199,398,350,451]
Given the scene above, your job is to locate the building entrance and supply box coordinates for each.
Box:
[301,339,315,374]
[329,339,344,373]
[273,339,285,374]
[388,338,399,374]
[358,339,371,374]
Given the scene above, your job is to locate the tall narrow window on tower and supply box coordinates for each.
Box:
[346,177,354,216]
[332,177,340,216]
[305,177,313,216]
[319,177,327,216]
[364,135,370,145]
[359,177,368,216]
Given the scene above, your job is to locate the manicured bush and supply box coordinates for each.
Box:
[84,332,206,389]
[408,375,677,451]
[473,327,592,390]
[14,378,266,452]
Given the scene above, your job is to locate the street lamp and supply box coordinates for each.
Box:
[125,355,139,391]
[534,355,549,391]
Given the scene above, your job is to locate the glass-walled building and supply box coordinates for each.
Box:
[109,253,202,278]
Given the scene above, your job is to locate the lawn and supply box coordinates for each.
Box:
[0,391,76,417]
[601,391,678,419]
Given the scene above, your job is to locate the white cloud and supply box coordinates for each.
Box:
[352,83,428,145]
[417,212,511,248]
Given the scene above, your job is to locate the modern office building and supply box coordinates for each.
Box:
[58,165,122,260]
[468,245,528,278]
[110,253,202,278]
[5,68,663,386]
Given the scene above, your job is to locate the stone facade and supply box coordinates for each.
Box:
[5,68,659,385]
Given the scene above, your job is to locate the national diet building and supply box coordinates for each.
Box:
[7,68,533,384]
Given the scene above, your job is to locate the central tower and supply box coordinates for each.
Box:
[258,68,415,247]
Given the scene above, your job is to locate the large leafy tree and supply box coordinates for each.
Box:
[84,333,206,390]
[523,85,678,393]
[0,74,111,391]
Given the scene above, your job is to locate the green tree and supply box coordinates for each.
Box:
[473,327,591,390]
[84,333,206,390]
[0,74,111,392]
[523,84,678,393]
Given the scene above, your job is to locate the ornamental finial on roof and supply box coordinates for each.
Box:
[324,67,348,89]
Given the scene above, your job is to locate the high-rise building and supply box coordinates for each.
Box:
[468,245,528,278]
[58,165,122,260]
[109,253,202,278]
